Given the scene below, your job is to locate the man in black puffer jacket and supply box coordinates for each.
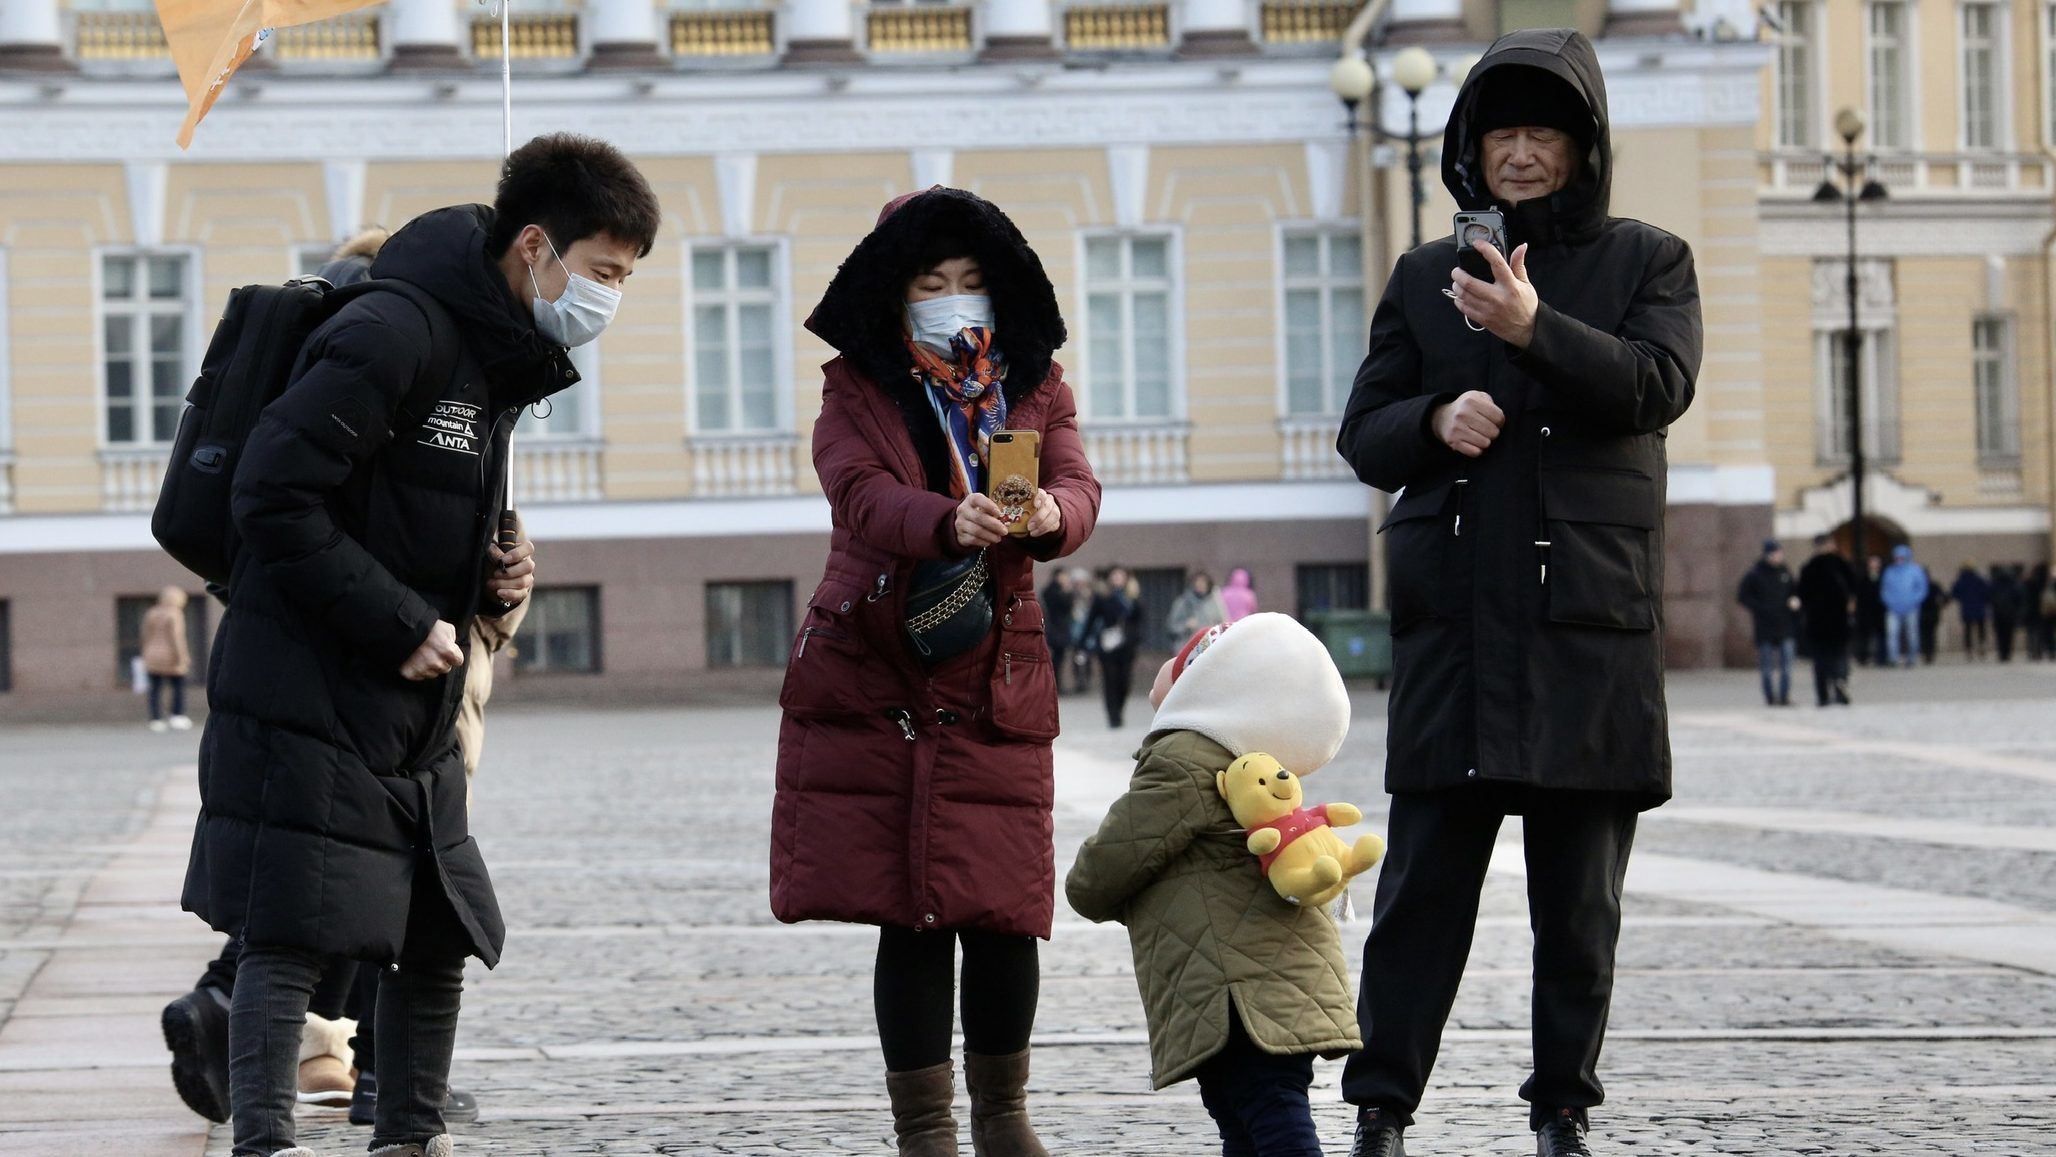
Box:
[183,133,659,1157]
[1336,29,1702,1157]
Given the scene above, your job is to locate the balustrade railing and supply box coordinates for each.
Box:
[1064,3,1172,50]
[0,454,14,517]
[1083,422,1190,486]
[101,448,168,514]
[690,433,799,497]
[515,440,604,504]
[1762,152,2054,197]
[867,5,975,52]
[671,8,778,56]
[274,11,383,60]
[471,11,581,59]
[1277,415,1349,481]
[1260,0,1358,44]
[73,11,170,60]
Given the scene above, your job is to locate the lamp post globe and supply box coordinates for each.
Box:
[1834,107,1866,145]
[1329,55,1375,105]
[1392,46,1437,96]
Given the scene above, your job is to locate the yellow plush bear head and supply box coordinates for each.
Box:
[1215,753,1303,828]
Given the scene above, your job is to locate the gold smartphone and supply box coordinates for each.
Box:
[986,430,1042,536]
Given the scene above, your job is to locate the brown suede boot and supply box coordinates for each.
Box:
[964,1050,1049,1156]
[885,1061,960,1156]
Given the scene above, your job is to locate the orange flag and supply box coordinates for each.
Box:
[155,0,385,148]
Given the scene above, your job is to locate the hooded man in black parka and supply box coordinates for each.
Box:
[1335,30,1702,1157]
[183,134,659,1157]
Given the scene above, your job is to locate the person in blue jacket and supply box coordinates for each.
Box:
[1879,544,1930,669]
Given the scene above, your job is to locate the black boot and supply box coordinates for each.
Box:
[1537,1109,1593,1157]
[161,986,231,1123]
[1349,1107,1406,1157]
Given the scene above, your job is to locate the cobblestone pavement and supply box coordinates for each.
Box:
[4,665,2056,1154]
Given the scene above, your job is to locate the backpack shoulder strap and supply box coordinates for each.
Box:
[326,278,465,433]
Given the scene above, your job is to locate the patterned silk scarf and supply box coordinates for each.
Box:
[908,328,1009,499]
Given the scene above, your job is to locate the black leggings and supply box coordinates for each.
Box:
[874,926,1039,1072]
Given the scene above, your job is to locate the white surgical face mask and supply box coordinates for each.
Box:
[529,232,621,348]
[906,293,994,353]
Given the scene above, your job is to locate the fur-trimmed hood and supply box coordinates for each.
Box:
[805,187,1066,408]
[1147,612,1351,775]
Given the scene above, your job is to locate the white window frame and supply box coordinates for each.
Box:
[1076,228,1186,424]
[1973,312,2021,465]
[1814,328,1903,466]
[292,244,335,280]
[684,237,793,437]
[94,247,204,450]
[1866,0,1918,151]
[1274,224,1366,418]
[0,247,11,455]
[2041,0,2056,145]
[526,341,602,439]
[1961,0,2013,151]
[1774,0,1825,150]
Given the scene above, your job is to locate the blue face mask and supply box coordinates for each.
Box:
[906,294,995,353]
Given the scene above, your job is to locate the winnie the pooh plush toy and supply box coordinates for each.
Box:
[1217,752,1383,908]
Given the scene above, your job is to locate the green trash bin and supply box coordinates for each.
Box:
[1305,609,1392,686]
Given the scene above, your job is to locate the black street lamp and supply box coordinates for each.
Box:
[1811,107,1889,569]
[1329,48,1471,251]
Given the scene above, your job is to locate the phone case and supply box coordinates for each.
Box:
[985,430,1042,536]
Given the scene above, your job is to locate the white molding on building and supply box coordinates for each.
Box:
[1775,471,2053,539]
[0,47,1768,164]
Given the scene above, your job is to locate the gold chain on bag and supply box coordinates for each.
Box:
[905,550,990,636]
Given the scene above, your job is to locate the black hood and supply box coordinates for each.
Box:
[805,187,1066,406]
[370,204,576,409]
[1442,28,1611,245]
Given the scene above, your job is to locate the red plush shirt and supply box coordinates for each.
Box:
[1248,804,1333,876]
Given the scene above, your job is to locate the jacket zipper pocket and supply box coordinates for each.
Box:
[1004,654,1013,685]
[1453,478,1470,537]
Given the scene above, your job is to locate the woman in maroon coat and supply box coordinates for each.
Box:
[771,188,1101,1156]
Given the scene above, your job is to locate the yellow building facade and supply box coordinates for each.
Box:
[0,0,1806,710]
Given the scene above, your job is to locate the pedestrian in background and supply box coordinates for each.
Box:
[1879,545,1928,668]
[2039,567,2056,659]
[142,586,194,732]
[1992,564,2025,663]
[1857,555,1887,666]
[1918,567,1946,665]
[1167,571,1229,642]
[1086,566,1144,728]
[1041,568,1077,694]
[1951,562,1991,660]
[1797,534,1855,707]
[1332,29,1702,1157]
[2026,562,2051,661]
[772,185,1102,1157]
[1736,540,1798,707]
[1219,567,1260,623]
[1067,567,1096,695]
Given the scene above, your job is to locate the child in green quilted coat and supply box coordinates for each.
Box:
[1066,612,1363,1156]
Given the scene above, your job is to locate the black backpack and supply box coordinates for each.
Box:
[153,278,460,585]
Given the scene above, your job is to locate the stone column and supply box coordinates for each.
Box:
[782,0,863,64]
[1385,0,1465,43]
[1603,0,1682,38]
[0,0,70,72]
[588,0,667,69]
[388,0,468,71]
[980,0,1057,61]
[1176,0,1256,58]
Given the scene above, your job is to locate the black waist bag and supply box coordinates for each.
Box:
[904,550,993,664]
[152,277,457,585]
